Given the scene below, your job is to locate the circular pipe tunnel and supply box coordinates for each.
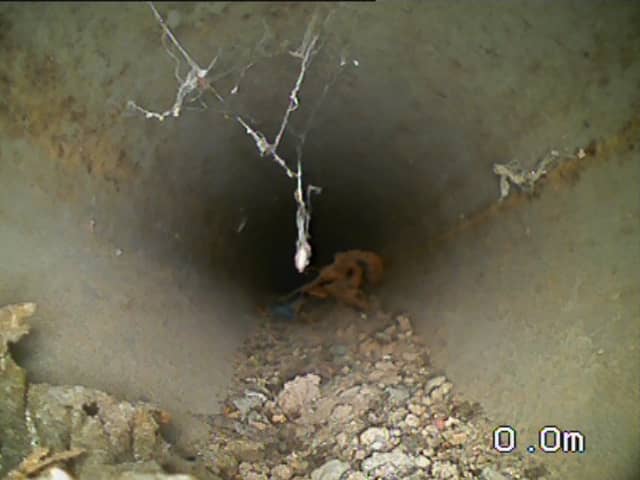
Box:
[1,3,639,479]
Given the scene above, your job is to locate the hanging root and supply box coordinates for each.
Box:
[128,3,355,272]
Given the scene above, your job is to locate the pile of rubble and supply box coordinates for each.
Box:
[0,300,550,479]
[0,303,190,480]
[189,301,549,480]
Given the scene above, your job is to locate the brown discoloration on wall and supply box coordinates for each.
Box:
[0,44,137,192]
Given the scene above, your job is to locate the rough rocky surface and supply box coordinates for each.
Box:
[1,303,38,475]
[0,303,198,480]
[1,299,551,479]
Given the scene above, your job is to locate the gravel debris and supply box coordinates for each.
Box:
[270,464,293,480]
[184,303,550,479]
[3,294,557,480]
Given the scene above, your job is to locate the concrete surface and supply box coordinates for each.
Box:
[0,2,638,479]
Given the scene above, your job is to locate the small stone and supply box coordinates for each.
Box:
[384,325,397,336]
[361,450,414,476]
[288,455,309,474]
[375,331,392,343]
[405,413,421,428]
[251,421,268,431]
[389,408,408,424]
[354,448,367,460]
[233,390,267,417]
[380,343,397,356]
[431,461,459,479]
[368,411,382,424]
[369,369,400,383]
[346,472,367,480]
[433,418,446,431]
[481,467,508,480]
[336,432,349,448]
[310,459,350,480]
[421,447,435,457]
[375,360,396,371]
[339,386,361,400]
[408,403,426,416]
[271,464,293,480]
[449,431,468,446]
[430,382,452,403]
[402,352,419,362]
[414,455,431,469]
[396,315,413,333]
[444,416,460,428]
[386,386,410,404]
[422,424,441,440]
[226,438,265,463]
[272,413,287,424]
[424,376,446,394]
[238,463,254,476]
[359,338,381,357]
[277,374,321,418]
[331,404,353,422]
[360,426,391,451]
